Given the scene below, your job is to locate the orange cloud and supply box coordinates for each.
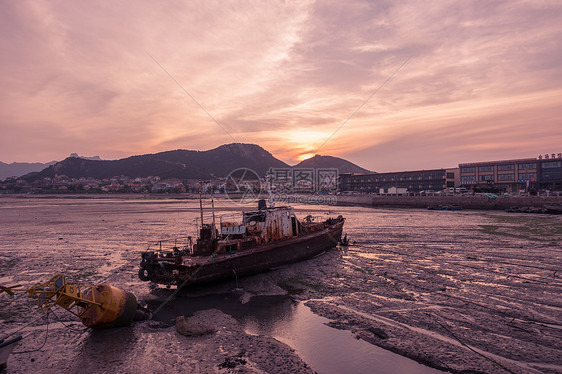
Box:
[0,0,561,172]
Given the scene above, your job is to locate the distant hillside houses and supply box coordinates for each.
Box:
[0,174,164,194]
[152,179,186,193]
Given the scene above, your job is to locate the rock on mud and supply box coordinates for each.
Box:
[175,315,214,336]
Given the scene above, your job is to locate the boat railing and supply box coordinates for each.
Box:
[194,211,217,224]
[146,235,193,253]
[219,213,244,227]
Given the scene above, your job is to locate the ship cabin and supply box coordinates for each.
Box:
[193,201,301,256]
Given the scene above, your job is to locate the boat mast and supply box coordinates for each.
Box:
[266,172,275,208]
[199,182,204,226]
[211,182,216,239]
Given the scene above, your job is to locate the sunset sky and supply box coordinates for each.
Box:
[1,1,561,172]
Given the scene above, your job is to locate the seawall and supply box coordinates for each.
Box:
[336,194,562,210]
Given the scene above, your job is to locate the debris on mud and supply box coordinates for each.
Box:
[367,327,389,340]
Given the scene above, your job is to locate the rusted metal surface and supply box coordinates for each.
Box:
[80,284,138,329]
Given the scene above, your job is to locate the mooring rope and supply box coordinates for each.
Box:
[12,310,50,354]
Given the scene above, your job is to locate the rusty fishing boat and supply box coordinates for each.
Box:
[138,199,344,286]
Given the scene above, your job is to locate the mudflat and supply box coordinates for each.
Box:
[0,196,560,373]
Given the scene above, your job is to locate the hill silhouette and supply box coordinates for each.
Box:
[23,144,289,180]
[21,144,370,181]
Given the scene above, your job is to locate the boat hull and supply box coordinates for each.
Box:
[142,220,344,286]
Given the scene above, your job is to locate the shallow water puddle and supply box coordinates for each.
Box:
[244,302,443,374]
[152,293,442,374]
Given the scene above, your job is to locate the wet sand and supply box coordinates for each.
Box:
[1,196,561,373]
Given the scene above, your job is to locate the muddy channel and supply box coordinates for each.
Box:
[0,196,561,373]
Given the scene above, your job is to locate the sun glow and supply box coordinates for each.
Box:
[284,130,327,146]
[275,130,328,162]
[298,153,316,161]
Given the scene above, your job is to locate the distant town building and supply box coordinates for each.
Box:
[152,179,186,193]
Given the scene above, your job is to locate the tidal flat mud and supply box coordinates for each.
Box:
[268,209,562,373]
[0,196,561,373]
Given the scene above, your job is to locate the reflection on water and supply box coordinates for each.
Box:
[243,301,443,374]
[152,293,442,374]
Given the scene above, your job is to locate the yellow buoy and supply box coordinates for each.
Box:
[1,274,144,329]
[80,284,138,328]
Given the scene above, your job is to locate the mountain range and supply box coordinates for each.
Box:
[0,161,57,180]
[0,154,101,180]
[12,144,370,181]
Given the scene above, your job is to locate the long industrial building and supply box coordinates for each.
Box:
[340,168,458,194]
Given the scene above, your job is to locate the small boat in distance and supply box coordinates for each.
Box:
[138,199,345,287]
